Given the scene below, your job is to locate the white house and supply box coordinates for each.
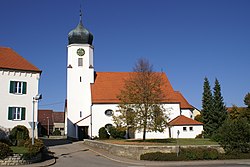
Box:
[0,47,41,138]
[169,115,203,138]
[65,12,203,140]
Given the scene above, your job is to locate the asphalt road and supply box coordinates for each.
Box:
[46,141,250,167]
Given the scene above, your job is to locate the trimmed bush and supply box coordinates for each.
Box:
[98,127,109,139]
[181,147,219,160]
[109,127,126,139]
[140,147,219,161]
[10,125,29,146]
[141,152,183,161]
[52,129,61,136]
[0,142,13,159]
[23,138,45,158]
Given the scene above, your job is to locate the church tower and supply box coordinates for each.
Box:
[66,10,94,139]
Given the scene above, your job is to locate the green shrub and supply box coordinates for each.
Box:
[0,142,13,159]
[181,147,219,160]
[109,127,126,139]
[140,147,219,161]
[52,129,61,136]
[140,152,183,161]
[98,127,109,139]
[10,125,29,146]
[217,118,250,153]
[23,138,45,158]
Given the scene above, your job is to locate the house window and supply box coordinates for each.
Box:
[189,127,193,131]
[9,81,27,94]
[105,109,113,117]
[8,107,26,120]
[78,58,83,66]
[183,127,187,132]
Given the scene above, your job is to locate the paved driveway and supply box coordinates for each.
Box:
[15,140,250,167]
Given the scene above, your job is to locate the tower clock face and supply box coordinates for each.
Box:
[77,48,85,56]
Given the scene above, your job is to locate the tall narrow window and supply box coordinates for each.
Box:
[80,76,82,82]
[9,81,27,94]
[80,111,82,117]
[78,58,83,67]
[8,107,25,120]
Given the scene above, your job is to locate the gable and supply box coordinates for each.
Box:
[91,72,193,109]
[0,47,41,73]
[169,115,203,126]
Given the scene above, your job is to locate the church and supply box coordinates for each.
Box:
[65,12,203,140]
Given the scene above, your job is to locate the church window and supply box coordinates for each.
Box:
[80,111,82,117]
[78,58,83,66]
[189,127,193,131]
[183,127,187,132]
[80,76,82,82]
[105,109,113,117]
[105,123,113,130]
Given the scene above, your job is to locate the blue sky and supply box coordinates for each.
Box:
[1,0,249,111]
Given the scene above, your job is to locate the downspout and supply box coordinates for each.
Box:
[90,104,93,139]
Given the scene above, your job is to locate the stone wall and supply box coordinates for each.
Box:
[84,139,224,160]
[0,153,41,166]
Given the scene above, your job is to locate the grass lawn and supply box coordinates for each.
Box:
[100,138,218,146]
[10,146,29,154]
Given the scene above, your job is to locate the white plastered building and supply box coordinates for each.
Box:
[65,13,203,140]
[0,47,41,138]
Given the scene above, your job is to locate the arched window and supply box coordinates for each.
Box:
[105,123,113,129]
[105,109,113,117]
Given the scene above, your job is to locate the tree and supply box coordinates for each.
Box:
[217,118,250,153]
[244,92,250,108]
[114,58,168,140]
[201,77,214,137]
[212,78,227,131]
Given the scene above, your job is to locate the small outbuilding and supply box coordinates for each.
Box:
[169,115,203,138]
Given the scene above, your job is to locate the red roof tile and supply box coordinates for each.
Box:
[91,72,193,109]
[53,112,65,123]
[0,47,41,73]
[38,110,54,125]
[169,115,203,126]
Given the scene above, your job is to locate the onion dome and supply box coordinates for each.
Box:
[68,10,93,45]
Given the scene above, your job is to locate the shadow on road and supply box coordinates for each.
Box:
[41,138,73,147]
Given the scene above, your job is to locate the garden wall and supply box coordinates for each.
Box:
[84,139,224,160]
[0,153,41,166]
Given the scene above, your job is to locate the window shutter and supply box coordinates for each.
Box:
[21,108,26,120]
[9,81,14,93]
[22,82,27,94]
[8,107,13,120]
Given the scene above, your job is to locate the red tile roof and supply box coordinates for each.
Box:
[0,47,41,73]
[38,110,54,125]
[53,112,65,123]
[169,115,203,126]
[38,110,65,125]
[91,72,193,109]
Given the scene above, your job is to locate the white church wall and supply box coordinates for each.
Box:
[170,125,203,138]
[181,109,193,119]
[67,44,93,139]
[0,69,40,138]
[91,104,118,137]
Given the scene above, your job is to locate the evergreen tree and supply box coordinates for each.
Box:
[201,77,214,137]
[212,78,227,132]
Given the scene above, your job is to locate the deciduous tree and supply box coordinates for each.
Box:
[114,58,168,140]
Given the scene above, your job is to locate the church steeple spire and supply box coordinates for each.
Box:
[68,8,93,45]
[79,8,83,24]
